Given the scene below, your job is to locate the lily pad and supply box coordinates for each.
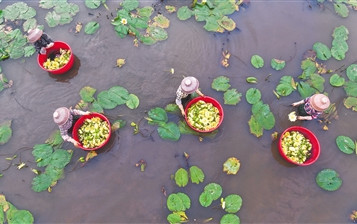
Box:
[125,94,139,109]
[343,97,357,111]
[332,25,349,41]
[148,107,168,124]
[108,86,129,105]
[153,15,170,29]
[204,183,222,201]
[48,149,72,169]
[97,90,117,109]
[251,55,264,69]
[167,193,190,212]
[32,144,53,167]
[336,136,355,154]
[199,191,213,207]
[45,130,64,148]
[276,83,294,96]
[331,39,348,61]
[300,59,316,79]
[89,101,104,114]
[177,6,193,21]
[31,173,52,192]
[223,157,240,175]
[313,42,331,61]
[344,81,357,97]
[271,58,286,71]
[224,89,242,105]
[245,88,261,105]
[85,0,103,9]
[223,194,243,213]
[308,73,325,92]
[175,168,189,187]
[248,115,263,138]
[220,214,240,224]
[45,11,61,27]
[329,74,345,87]
[297,81,316,99]
[165,104,180,113]
[80,86,96,103]
[334,3,349,18]
[136,6,154,18]
[316,169,342,191]
[212,76,231,91]
[24,45,36,57]
[146,26,168,41]
[121,0,139,11]
[217,16,236,31]
[157,122,180,141]
[189,166,205,184]
[167,213,181,224]
[0,120,12,145]
[85,21,100,34]
[346,64,357,82]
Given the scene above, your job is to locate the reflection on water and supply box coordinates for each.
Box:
[48,55,81,82]
[0,0,357,223]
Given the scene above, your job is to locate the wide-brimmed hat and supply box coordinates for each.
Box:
[181,76,199,94]
[310,94,330,111]
[27,28,43,43]
[53,107,70,125]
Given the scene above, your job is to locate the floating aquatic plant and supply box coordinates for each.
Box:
[84,21,100,35]
[146,107,180,141]
[317,0,357,18]
[0,120,12,145]
[39,0,79,27]
[271,58,286,71]
[275,76,296,97]
[0,194,34,224]
[251,54,264,69]
[315,168,342,191]
[223,157,240,175]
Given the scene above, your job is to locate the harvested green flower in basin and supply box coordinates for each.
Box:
[43,49,71,70]
[78,117,110,149]
[281,131,312,164]
[187,100,221,131]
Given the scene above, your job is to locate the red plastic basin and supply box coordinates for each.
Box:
[278,126,320,166]
[185,96,224,133]
[72,113,111,151]
[37,41,74,75]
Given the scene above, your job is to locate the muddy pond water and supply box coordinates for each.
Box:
[1,0,357,223]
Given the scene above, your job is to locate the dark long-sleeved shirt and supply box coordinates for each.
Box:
[34,33,53,54]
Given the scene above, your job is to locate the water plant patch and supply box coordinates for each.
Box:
[0,120,12,145]
[40,0,79,27]
[223,157,240,175]
[0,194,34,224]
[315,168,342,191]
[335,135,356,154]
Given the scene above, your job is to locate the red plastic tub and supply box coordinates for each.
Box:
[185,96,224,133]
[278,126,320,166]
[37,41,74,75]
[72,113,111,151]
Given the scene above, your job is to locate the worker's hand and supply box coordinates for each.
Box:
[85,111,91,115]
[46,42,54,48]
[40,47,46,55]
[73,140,81,148]
[181,109,186,117]
[297,116,312,121]
[291,102,298,107]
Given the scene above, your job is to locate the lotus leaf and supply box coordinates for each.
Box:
[89,101,104,114]
[167,213,181,224]
[3,4,20,21]
[114,25,129,38]
[97,90,117,109]
[271,58,286,70]
[31,173,52,192]
[167,193,190,212]
[139,35,156,45]
[121,0,139,11]
[334,3,349,18]
[126,94,139,109]
[346,64,357,82]
[344,97,357,111]
[316,169,342,191]
[177,6,193,21]
[45,11,61,27]
[212,76,231,91]
[85,21,100,34]
[223,194,243,213]
[248,115,263,137]
[308,73,325,92]
[224,89,242,105]
[336,136,355,154]
[331,39,348,60]
[344,81,357,97]
[32,144,54,167]
[108,86,129,105]
[45,165,64,181]
[313,42,331,60]
[217,16,236,31]
[157,122,180,141]
[276,83,294,96]
[136,6,154,18]
[146,26,168,41]
[199,191,213,207]
[19,7,36,20]
[165,5,176,14]
[245,88,261,105]
[204,183,222,200]
[329,74,345,87]
[298,81,316,99]
[194,4,210,22]
[48,149,72,169]
[45,130,64,148]
[5,206,34,224]
[165,104,180,113]
[85,0,102,9]
[153,15,170,29]
[80,86,96,103]
[189,166,205,184]
[223,157,240,175]
[148,107,168,124]
[251,55,264,69]
[300,59,316,79]
[0,120,12,145]
[220,214,240,224]
[332,25,349,40]
[39,0,56,9]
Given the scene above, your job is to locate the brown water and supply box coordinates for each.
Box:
[1,0,357,223]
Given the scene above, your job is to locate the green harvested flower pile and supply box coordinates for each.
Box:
[43,49,71,70]
[78,117,110,149]
[281,131,312,164]
[187,100,220,131]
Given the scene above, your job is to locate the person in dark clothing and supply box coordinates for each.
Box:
[27,28,54,55]
[291,94,330,121]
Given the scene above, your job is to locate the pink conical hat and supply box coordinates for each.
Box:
[181,77,199,94]
[310,94,330,111]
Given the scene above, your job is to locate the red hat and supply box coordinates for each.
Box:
[27,28,43,43]
[310,94,330,111]
[53,107,70,125]
[181,76,199,94]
